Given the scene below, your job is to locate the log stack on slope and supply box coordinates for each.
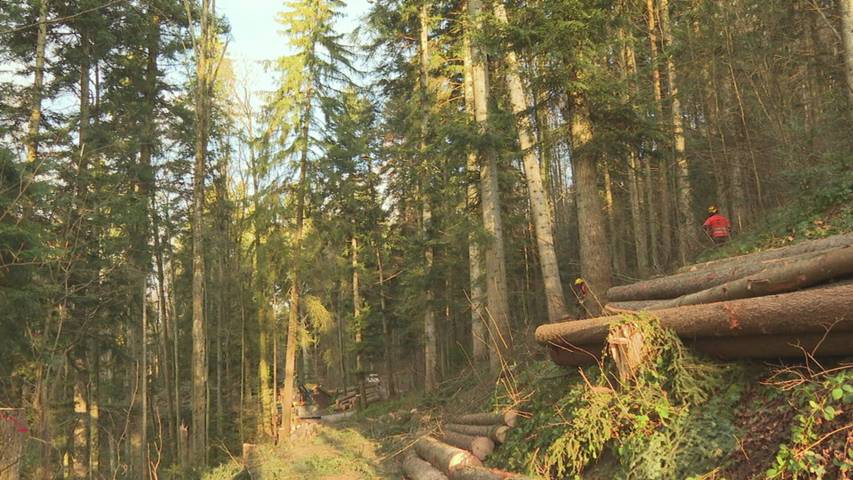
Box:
[536,234,853,366]
[402,410,530,480]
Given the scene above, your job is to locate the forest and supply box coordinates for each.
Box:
[1,0,852,478]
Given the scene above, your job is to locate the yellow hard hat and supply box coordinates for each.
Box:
[574,278,585,285]
[708,205,719,214]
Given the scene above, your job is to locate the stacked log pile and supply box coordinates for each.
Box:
[402,410,530,480]
[334,382,382,411]
[536,234,853,366]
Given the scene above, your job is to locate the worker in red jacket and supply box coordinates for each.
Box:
[703,205,731,245]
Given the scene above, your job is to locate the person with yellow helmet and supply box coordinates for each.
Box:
[703,205,731,245]
[572,278,589,318]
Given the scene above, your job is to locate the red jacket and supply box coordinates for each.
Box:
[703,213,731,238]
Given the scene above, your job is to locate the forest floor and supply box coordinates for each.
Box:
[203,422,401,479]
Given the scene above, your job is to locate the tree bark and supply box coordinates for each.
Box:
[622,246,853,310]
[189,0,211,464]
[678,232,853,274]
[445,424,510,444]
[0,408,26,480]
[658,0,697,265]
[25,0,48,166]
[493,2,569,324]
[281,85,313,438]
[463,27,487,361]
[610,234,853,301]
[644,0,671,267]
[468,0,512,372]
[403,451,449,480]
[438,431,494,461]
[449,411,518,428]
[842,0,853,113]
[449,466,532,480]
[536,282,853,347]
[414,436,483,476]
[570,97,612,314]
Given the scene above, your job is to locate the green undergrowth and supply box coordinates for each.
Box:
[487,315,747,479]
[482,315,853,479]
[761,368,853,479]
[696,160,853,263]
[201,425,394,480]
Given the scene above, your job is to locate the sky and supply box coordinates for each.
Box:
[217,0,372,63]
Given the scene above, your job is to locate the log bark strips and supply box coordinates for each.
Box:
[616,246,853,310]
[445,423,510,444]
[537,282,853,345]
[449,465,532,480]
[676,233,853,274]
[450,411,518,428]
[403,451,449,480]
[414,436,483,475]
[438,430,494,461]
[607,246,838,302]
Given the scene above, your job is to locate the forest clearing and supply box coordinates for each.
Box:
[1,0,853,478]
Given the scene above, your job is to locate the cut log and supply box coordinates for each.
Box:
[676,233,853,274]
[414,436,482,475]
[438,430,494,461]
[546,331,853,366]
[450,411,518,428]
[607,247,836,302]
[449,465,532,480]
[403,451,449,480]
[537,282,853,347]
[630,246,853,310]
[691,332,853,359]
[445,423,510,444]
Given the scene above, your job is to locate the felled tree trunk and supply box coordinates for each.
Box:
[403,451,449,480]
[438,431,494,461]
[445,423,510,444]
[450,411,518,428]
[621,246,853,310]
[547,331,853,366]
[607,247,836,302]
[449,465,532,480]
[537,282,853,345]
[415,437,482,475]
[676,232,853,274]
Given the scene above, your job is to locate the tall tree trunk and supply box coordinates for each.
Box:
[188,0,212,465]
[26,0,48,165]
[352,235,363,372]
[281,85,312,438]
[493,2,569,323]
[375,246,395,396]
[462,26,487,361]
[644,0,671,267]
[418,2,438,391]
[843,0,853,114]
[602,161,625,275]
[570,97,612,315]
[469,0,512,370]
[658,0,696,265]
[141,281,148,479]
